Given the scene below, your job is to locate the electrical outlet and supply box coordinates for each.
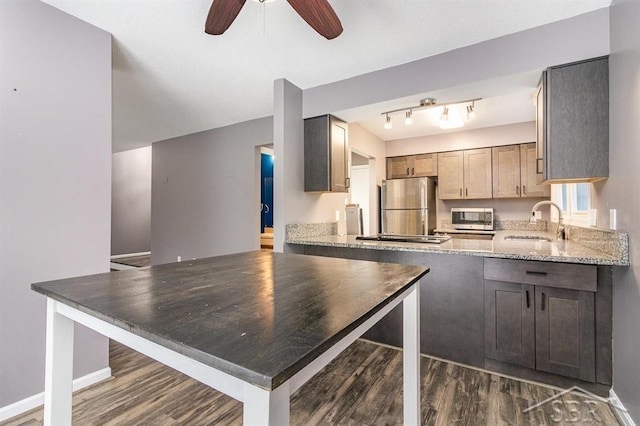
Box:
[589,209,597,227]
[610,209,617,230]
[177,255,182,262]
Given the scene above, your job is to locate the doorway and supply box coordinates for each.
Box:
[350,151,376,235]
[260,146,274,249]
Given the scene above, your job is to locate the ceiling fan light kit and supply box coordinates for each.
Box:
[205,0,343,39]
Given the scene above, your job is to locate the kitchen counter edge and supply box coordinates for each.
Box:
[286,231,628,266]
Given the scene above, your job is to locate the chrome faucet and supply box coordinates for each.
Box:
[530,201,566,240]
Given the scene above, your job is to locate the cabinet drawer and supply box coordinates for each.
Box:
[484,258,596,292]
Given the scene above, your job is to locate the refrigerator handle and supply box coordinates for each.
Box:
[420,179,426,209]
[421,208,427,235]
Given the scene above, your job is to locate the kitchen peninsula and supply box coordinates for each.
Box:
[32,251,428,425]
[286,224,628,395]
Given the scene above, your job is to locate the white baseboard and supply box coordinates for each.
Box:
[0,367,112,422]
[110,251,150,259]
[110,262,137,271]
[610,389,636,426]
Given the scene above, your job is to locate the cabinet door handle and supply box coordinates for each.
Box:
[345,177,350,189]
[516,185,520,195]
[522,185,527,195]
[407,167,410,175]
[465,188,468,197]
[541,292,546,311]
[459,188,462,197]
[411,167,415,175]
[525,270,547,276]
[536,158,543,174]
[525,290,530,309]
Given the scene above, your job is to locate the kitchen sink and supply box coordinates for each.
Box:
[504,235,553,242]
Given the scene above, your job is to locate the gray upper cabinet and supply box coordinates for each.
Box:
[304,115,349,192]
[536,56,609,183]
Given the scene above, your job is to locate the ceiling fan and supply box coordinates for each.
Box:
[205,0,343,40]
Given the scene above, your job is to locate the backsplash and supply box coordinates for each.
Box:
[286,222,337,240]
[567,225,629,263]
[439,218,547,232]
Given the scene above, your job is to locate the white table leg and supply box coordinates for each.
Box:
[243,382,289,426]
[44,298,75,426]
[403,282,421,425]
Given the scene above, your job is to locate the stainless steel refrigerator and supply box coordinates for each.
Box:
[381,177,436,235]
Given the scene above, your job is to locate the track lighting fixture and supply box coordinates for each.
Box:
[405,110,413,125]
[384,114,392,130]
[380,97,481,130]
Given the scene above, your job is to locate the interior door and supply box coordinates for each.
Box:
[260,153,274,232]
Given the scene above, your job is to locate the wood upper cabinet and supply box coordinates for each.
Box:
[386,156,412,179]
[520,143,550,197]
[412,153,437,177]
[492,143,550,198]
[492,145,521,198]
[438,148,492,199]
[484,258,596,383]
[386,153,437,179]
[304,115,349,192]
[537,56,609,183]
[437,151,464,199]
[464,148,493,199]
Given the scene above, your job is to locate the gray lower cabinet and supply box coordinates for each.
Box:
[484,280,535,369]
[535,286,595,382]
[484,258,597,382]
[301,245,486,368]
[288,243,612,388]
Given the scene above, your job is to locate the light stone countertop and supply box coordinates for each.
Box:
[286,230,628,266]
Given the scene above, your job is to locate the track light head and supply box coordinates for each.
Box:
[405,110,413,125]
[466,102,476,121]
[384,114,392,130]
[440,106,449,122]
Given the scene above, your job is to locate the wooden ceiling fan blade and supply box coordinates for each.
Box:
[205,0,246,35]
[286,0,343,40]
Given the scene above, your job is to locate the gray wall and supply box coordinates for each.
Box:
[595,0,640,420]
[112,146,152,255]
[270,10,609,246]
[0,0,111,409]
[151,117,273,265]
[304,8,610,118]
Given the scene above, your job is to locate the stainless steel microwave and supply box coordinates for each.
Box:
[451,208,494,231]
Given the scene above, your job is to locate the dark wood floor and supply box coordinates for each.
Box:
[110,254,151,268]
[3,339,620,425]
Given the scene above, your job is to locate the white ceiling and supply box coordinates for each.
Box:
[41,0,610,152]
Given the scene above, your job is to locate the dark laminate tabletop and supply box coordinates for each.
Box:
[32,251,429,390]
